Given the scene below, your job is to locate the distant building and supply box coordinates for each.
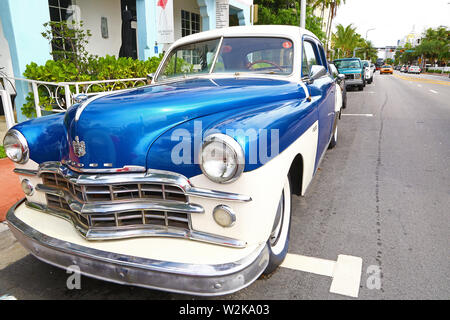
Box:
[398,26,422,48]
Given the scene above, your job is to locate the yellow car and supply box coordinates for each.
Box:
[380,65,394,74]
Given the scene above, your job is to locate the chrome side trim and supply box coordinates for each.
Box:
[7,199,268,296]
[13,168,38,176]
[187,187,252,202]
[25,200,246,247]
[36,184,204,215]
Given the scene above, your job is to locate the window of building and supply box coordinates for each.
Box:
[48,0,74,60]
[49,0,72,23]
[181,10,200,37]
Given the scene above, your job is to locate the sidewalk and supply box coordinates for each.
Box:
[0,159,23,221]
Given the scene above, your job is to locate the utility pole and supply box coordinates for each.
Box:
[300,0,306,29]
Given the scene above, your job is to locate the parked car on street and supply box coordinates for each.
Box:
[334,57,365,90]
[380,65,394,74]
[329,63,347,108]
[375,58,385,71]
[362,60,374,84]
[4,26,342,296]
[408,65,421,74]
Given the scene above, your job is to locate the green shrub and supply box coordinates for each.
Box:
[22,54,163,118]
[0,145,6,159]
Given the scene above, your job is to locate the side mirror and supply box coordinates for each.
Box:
[308,65,327,82]
[146,73,154,84]
[337,74,345,81]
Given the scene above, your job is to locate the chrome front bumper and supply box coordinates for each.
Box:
[345,78,364,86]
[7,199,269,296]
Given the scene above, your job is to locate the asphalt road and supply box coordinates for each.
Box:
[0,71,449,300]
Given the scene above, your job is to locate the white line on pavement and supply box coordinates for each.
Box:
[342,113,374,117]
[281,253,336,276]
[330,255,363,298]
[417,84,422,87]
[429,89,438,94]
[281,253,363,298]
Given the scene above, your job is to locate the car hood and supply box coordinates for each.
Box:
[64,77,301,170]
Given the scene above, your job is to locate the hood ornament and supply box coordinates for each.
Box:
[72,136,86,157]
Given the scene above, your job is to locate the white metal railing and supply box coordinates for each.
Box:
[427,66,450,73]
[0,76,147,129]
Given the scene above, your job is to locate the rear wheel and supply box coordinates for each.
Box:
[358,85,363,91]
[263,176,292,275]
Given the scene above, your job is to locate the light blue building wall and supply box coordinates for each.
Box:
[0,0,52,122]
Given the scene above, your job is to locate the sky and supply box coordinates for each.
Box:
[332,0,450,47]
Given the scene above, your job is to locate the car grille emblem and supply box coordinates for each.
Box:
[73,136,86,157]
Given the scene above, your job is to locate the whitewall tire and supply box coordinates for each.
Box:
[263,175,292,275]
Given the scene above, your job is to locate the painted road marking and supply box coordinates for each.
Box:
[394,73,450,86]
[342,113,374,117]
[429,89,438,94]
[282,253,335,276]
[330,255,363,298]
[281,253,363,298]
[417,84,422,87]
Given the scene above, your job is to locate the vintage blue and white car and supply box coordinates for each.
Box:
[4,26,341,296]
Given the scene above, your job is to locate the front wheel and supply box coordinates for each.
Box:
[263,176,292,275]
[329,123,338,149]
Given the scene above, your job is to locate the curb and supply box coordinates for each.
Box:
[0,221,16,251]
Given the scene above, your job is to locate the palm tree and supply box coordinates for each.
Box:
[325,0,346,49]
[361,40,378,62]
[332,23,360,58]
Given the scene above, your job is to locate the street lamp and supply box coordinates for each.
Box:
[366,28,375,40]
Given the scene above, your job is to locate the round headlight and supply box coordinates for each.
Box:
[199,134,244,184]
[3,129,29,164]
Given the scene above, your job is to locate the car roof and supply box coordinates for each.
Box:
[170,25,320,48]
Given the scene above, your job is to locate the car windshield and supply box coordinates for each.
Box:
[156,38,221,81]
[382,65,391,68]
[156,37,294,81]
[334,59,361,69]
[213,37,294,75]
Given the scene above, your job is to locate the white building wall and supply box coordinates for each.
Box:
[74,0,123,57]
[173,0,201,42]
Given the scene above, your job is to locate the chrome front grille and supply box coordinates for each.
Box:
[41,172,191,233]
[41,173,187,203]
[24,162,250,247]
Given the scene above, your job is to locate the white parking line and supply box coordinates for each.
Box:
[282,253,335,276]
[429,89,438,94]
[330,255,363,298]
[281,253,363,298]
[342,113,374,117]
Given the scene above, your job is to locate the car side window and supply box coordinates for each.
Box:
[317,44,328,71]
[302,40,320,77]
